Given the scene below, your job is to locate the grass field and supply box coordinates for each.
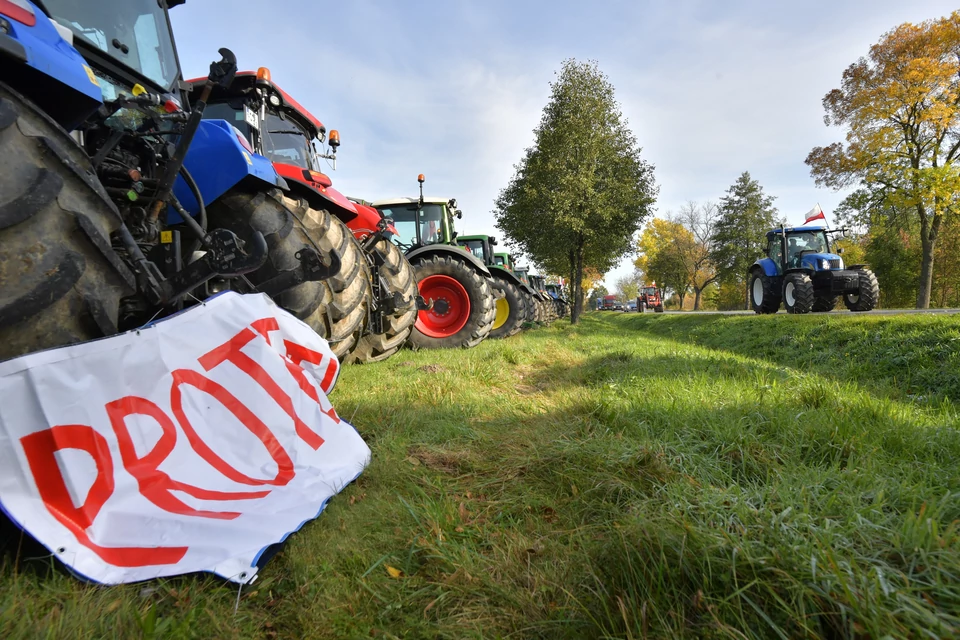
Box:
[2,312,959,639]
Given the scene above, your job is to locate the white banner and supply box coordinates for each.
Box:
[0,292,370,585]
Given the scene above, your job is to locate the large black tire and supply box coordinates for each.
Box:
[749,269,781,314]
[488,276,525,339]
[812,293,839,312]
[844,268,880,312]
[346,238,418,363]
[783,272,814,314]
[520,290,538,328]
[544,296,558,323]
[207,191,371,360]
[407,254,495,349]
[0,84,134,362]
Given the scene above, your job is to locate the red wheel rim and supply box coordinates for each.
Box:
[416,274,471,338]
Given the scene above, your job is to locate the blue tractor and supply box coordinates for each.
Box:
[748,225,879,314]
[0,1,356,362]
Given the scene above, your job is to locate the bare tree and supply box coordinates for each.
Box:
[675,201,719,310]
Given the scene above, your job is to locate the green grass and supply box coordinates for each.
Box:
[2,312,960,639]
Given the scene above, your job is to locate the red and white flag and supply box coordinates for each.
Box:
[804,204,827,225]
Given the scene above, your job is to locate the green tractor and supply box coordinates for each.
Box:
[372,176,496,349]
[457,235,535,338]
[749,225,880,314]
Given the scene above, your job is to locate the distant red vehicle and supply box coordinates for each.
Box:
[638,285,664,313]
[601,295,622,311]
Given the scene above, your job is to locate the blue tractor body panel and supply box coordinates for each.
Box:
[797,252,842,272]
[0,2,103,129]
[753,257,780,277]
[169,119,287,223]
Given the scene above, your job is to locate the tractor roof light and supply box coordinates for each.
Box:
[418,174,425,183]
[268,93,281,107]
[328,129,340,149]
[0,0,36,26]
[256,66,272,83]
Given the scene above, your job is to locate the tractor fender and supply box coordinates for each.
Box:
[488,265,534,294]
[169,119,287,223]
[750,257,780,277]
[1,5,103,130]
[273,163,360,225]
[405,244,491,277]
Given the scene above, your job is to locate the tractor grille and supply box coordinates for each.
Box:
[830,259,842,269]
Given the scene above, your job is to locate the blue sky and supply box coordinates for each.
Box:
[170,0,957,287]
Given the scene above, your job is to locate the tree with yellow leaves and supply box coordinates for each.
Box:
[806,11,960,308]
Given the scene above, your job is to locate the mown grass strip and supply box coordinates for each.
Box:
[2,313,958,639]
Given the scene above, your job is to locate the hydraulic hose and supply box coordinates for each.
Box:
[178,166,207,256]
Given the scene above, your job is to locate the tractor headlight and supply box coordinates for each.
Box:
[821,259,831,270]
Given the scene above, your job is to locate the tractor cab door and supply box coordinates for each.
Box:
[769,236,785,272]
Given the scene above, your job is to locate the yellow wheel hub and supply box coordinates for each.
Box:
[493,297,510,329]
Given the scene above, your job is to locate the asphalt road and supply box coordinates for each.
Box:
[617,308,960,316]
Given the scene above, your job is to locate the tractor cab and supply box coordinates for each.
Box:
[185,68,367,222]
[763,227,840,274]
[493,253,515,271]
[374,194,461,251]
[457,234,497,263]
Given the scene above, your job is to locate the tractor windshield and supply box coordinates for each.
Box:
[44,0,180,91]
[644,287,657,296]
[785,230,829,268]
[459,240,486,261]
[262,112,314,169]
[377,203,446,247]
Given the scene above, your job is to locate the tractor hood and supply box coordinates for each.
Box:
[799,252,843,271]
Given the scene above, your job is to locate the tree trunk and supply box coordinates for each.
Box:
[693,288,702,311]
[571,242,585,324]
[744,279,750,310]
[916,208,942,309]
[677,292,686,310]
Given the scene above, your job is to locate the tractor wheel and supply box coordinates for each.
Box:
[543,297,557,324]
[346,238,418,363]
[0,84,134,362]
[520,291,538,328]
[749,269,781,314]
[812,293,839,312]
[654,305,664,313]
[488,276,525,339]
[843,268,880,312]
[207,191,371,360]
[783,272,814,314]
[407,254,495,349]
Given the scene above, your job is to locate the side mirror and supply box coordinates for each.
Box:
[490,236,497,245]
[455,209,463,219]
[837,248,844,255]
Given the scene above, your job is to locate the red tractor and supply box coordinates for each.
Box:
[188,68,419,363]
[637,284,664,313]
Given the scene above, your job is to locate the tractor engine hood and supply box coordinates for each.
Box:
[799,252,843,271]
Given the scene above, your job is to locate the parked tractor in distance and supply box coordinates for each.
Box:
[374,177,496,349]
[545,284,569,318]
[638,284,664,313]
[749,226,879,314]
[457,235,533,338]
[0,0,343,363]
[187,69,420,363]
[528,275,558,323]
